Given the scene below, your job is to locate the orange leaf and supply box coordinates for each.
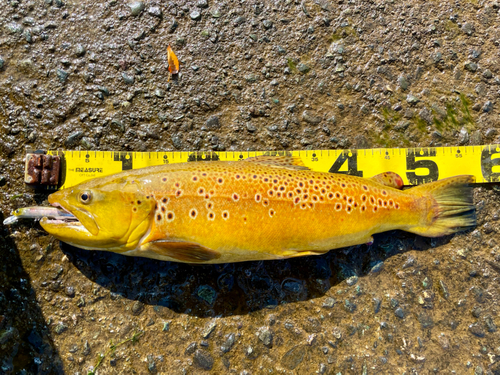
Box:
[167,45,180,75]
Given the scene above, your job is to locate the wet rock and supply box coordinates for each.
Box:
[281,345,306,370]
[468,323,485,337]
[193,349,213,370]
[129,1,145,16]
[196,285,217,305]
[258,328,273,347]
[221,333,235,353]
[131,301,145,315]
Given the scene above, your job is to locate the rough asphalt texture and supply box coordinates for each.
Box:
[1,0,500,374]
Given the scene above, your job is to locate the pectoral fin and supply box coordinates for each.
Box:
[144,241,221,263]
[370,172,404,189]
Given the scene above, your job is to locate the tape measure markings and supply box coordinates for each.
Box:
[43,145,500,190]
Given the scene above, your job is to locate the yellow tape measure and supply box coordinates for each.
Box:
[40,145,500,190]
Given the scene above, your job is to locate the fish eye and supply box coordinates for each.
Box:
[79,191,92,204]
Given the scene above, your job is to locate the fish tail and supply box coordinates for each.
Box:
[406,175,476,237]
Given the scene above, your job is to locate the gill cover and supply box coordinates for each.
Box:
[41,177,155,252]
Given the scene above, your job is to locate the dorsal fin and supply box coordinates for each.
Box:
[144,241,221,263]
[370,172,404,189]
[244,156,310,171]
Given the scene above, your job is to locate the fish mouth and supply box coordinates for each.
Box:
[41,198,99,237]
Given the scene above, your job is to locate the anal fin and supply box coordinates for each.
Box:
[370,172,404,189]
[144,241,221,263]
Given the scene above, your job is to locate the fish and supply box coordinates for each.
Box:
[39,156,476,264]
[3,206,76,225]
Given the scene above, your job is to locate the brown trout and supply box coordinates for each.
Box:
[40,156,475,264]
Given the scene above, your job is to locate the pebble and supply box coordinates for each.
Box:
[148,6,162,17]
[129,1,145,16]
[484,315,497,332]
[206,115,220,129]
[185,342,197,355]
[458,127,469,145]
[406,94,419,104]
[262,20,273,29]
[439,280,450,300]
[346,276,358,286]
[74,44,86,57]
[464,61,478,72]
[196,0,208,8]
[154,89,165,98]
[482,101,493,113]
[394,307,405,319]
[461,22,474,35]
[234,16,246,25]
[297,63,310,73]
[122,73,135,85]
[221,333,235,353]
[246,123,257,133]
[0,56,4,70]
[65,131,83,147]
[398,75,408,90]
[65,286,75,297]
[5,22,23,34]
[202,320,217,338]
[147,355,157,374]
[54,323,67,334]
[344,299,356,313]
[482,69,492,79]
[281,345,306,370]
[193,349,213,370]
[468,323,485,337]
[131,301,145,315]
[190,10,201,21]
[302,110,322,124]
[56,69,69,83]
[258,328,273,346]
[322,297,336,308]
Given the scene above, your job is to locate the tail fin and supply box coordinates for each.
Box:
[407,175,476,237]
